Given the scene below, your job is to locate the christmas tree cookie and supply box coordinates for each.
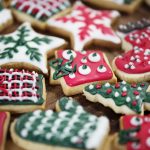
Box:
[0,68,46,113]
[0,112,10,150]
[0,22,66,74]
[11,0,71,30]
[49,50,117,96]
[113,115,150,150]
[83,81,150,115]
[83,0,142,14]
[47,1,121,51]
[0,4,13,32]
[113,19,150,83]
[11,97,110,150]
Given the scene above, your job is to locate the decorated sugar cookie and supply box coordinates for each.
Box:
[84,81,150,114]
[83,0,142,13]
[0,68,46,113]
[0,4,13,32]
[113,115,150,150]
[113,19,150,83]
[11,0,71,30]
[0,112,10,150]
[49,50,117,95]
[11,97,110,150]
[47,1,121,51]
[0,22,66,74]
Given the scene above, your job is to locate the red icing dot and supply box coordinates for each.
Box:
[132,100,137,106]
[122,91,127,97]
[115,83,120,88]
[96,84,101,89]
[133,91,139,95]
[106,88,112,94]
[140,83,145,87]
[131,83,137,88]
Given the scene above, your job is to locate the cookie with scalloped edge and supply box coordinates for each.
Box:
[10,0,71,30]
[113,115,150,150]
[83,0,142,14]
[11,97,110,150]
[113,19,150,83]
[49,50,117,96]
[83,81,150,115]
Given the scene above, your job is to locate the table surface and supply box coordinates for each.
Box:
[2,2,150,150]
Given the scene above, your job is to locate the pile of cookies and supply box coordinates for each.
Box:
[0,0,149,150]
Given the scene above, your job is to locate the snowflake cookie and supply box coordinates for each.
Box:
[49,50,117,96]
[84,81,150,115]
[0,22,66,74]
[47,1,121,51]
[11,0,71,30]
[113,115,150,150]
[113,19,150,83]
[83,0,142,13]
[0,112,10,150]
[0,68,46,113]
[11,97,110,150]
[0,4,13,32]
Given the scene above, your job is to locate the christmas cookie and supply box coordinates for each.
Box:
[83,0,142,13]
[11,97,110,150]
[0,112,10,150]
[0,4,13,32]
[11,0,71,30]
[0,68,46,113]
[113,19,150,83]
[0,22,66,74]
[145,0,150,6]
[47,1,121,51]
[113,115,150,150]
[49,50,117,96]
[83,81,150,115]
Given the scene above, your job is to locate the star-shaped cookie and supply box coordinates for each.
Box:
[113,19,150,82]
[11,0,71,30]
[0,4,13,32]
[47,1,121,51]
[0,22,66,74]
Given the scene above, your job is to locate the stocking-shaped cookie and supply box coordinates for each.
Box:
[114,115,150,150]
[47,1,121,50]
[49,50,117,95]
[0,112,10,150]
[84,81,150,114]
[11,97,110,150]
[0,68,46,113]
[113,19,150,82]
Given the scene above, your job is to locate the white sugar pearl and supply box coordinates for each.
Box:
[122,87,127,92]
[105,83,110,87]
[122,81,126,85]
[146,137,150,147]
[89,84,94,89]
[124,64,129,69]
[131,65,135,70]
[114,92,119,97]
[126,97,131,102]
[69,73,75,79]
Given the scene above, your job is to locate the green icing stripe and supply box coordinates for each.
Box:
[84,82,149,114]
[0,74,44,105]
[15,108,98,149]
[124,0,134,4]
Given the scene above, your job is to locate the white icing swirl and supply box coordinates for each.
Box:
[97,65,107,73]
[130,116,143,126]
[62,50,76,60]
[69,73,76,79]
[88,53,101,62]
[81,57,87,63]
[78,65,91,75]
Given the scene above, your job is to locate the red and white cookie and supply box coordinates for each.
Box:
[0,112,10,150]
[114,115,150,150]
[113,19,150,83]
[47,1,121,51]
[49,50,117,96]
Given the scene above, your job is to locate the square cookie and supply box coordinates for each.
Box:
[49,50,117,96]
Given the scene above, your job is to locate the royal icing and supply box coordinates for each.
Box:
[0,22,66,74]
[84,82,150,114]
[14,97,110,150]
[50,50,113,87]
[0,112,7,145]
[119,115,150,150]
[0,68,44,105]
[47,1,121,50]
[0,5,12,27]
[11,0,71,21]
[115,22,150,74]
